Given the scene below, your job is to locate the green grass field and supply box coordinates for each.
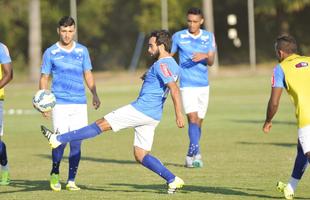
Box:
[1,70,309,200]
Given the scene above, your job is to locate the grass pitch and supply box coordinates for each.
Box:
[1,70,309,200]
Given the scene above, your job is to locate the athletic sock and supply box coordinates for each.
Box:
[288,177,299,191]
[0,141,8,167]
[68,141,81,181]
[187,123,200,157]
[57,123,102,143]
[51,144,66,175]
[142,154,175,183]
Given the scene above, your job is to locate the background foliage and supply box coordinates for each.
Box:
[0,0,309,73]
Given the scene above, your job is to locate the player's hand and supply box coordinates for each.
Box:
[42,111,51,119]
[92,95,101,110]
[263,121,272,134]
[176,114,185,128]
[192,52,208,62]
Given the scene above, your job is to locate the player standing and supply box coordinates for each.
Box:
[41,30,185,194]
[263,35,310,200]
[0,42,13,186]
[171,7,216,168]
[39,16,100,191]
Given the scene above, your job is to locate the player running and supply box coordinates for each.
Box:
[263,35,310,200]
[41,30,185,194]
[171,7,216,168]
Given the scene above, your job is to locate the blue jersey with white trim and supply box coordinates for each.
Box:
[171,29,216,88]
[41,42,92,104]
[131,57,180,120]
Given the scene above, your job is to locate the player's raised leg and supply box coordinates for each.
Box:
[41,120,104,148]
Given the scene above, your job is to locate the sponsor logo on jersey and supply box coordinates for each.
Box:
[180,41,191,45]
[180,34,190,39]
[295,62,308,68]
[160,63,172,77]
[54,55,64,60]
[201,35,210,41]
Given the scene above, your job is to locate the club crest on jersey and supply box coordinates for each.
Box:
[295,62,308,68]
[160,63,172,77]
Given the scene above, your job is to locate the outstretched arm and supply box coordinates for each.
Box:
[263,87,283,133]
[84,70,100,110]
[166,81,184,128]
[0,63,13,89]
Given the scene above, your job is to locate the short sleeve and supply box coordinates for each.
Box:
[41,50,52,74]
[171,33,178,54]
[0,43,11,64]
[82,47,92,71]
[209,32,217,52]
[272,64,286,88]
[155,62,175,85]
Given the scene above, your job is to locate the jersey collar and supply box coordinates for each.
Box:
[56,41,76,53]
[186,29,202,39]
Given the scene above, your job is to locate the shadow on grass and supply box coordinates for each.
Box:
[37,154,185,168]
[0,179,49,194]
[238,141,296,148]
[37,154,136,165]
[231,119,295,125]
[110,183,309,199]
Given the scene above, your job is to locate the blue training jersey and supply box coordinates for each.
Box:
[0,43,11,64]
[171,29,216,88]
[41,42,92,104]
[131,57,180,121]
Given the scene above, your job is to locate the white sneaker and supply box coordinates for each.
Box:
[185,156,194,168]
[41,126,61,148]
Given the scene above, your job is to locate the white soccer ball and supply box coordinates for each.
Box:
[32,89,56,112]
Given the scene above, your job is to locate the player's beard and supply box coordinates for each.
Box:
[151,49,160,60]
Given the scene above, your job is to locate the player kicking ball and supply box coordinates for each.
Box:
[41,30,185,194]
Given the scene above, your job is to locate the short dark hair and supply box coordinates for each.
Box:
[275,34,298,54]
[150,30,171,52]
[187,7,203,17]
[58,16,75,27]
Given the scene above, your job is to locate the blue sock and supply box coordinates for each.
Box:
[187,123,200,157]
[292,141,308,179]
[57,122,102,143]
[51,144,66,175]
[68,141,81,181]
[142,154,175,183]
[0,141,8,166]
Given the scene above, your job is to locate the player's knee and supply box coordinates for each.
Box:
[133,147,147,163]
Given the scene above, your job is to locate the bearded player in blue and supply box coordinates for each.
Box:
[171,7,216,168]
[39,16,101,191]
[41,30,185,194]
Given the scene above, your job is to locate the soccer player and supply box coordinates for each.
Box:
[39,16,100,191]
[41,30,185,194]
[171,7,216,168]
[263,35,310,200]
[0,42,13,186]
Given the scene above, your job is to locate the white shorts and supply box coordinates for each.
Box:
[104,104,159,151]
[0,101,3,136]
[52,104,88,134]
[181,86,210,119]
[298,125,310,154]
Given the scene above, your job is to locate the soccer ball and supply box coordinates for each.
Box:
[32,89,56,112]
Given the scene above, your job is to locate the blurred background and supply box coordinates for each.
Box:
[0,0,310,81]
